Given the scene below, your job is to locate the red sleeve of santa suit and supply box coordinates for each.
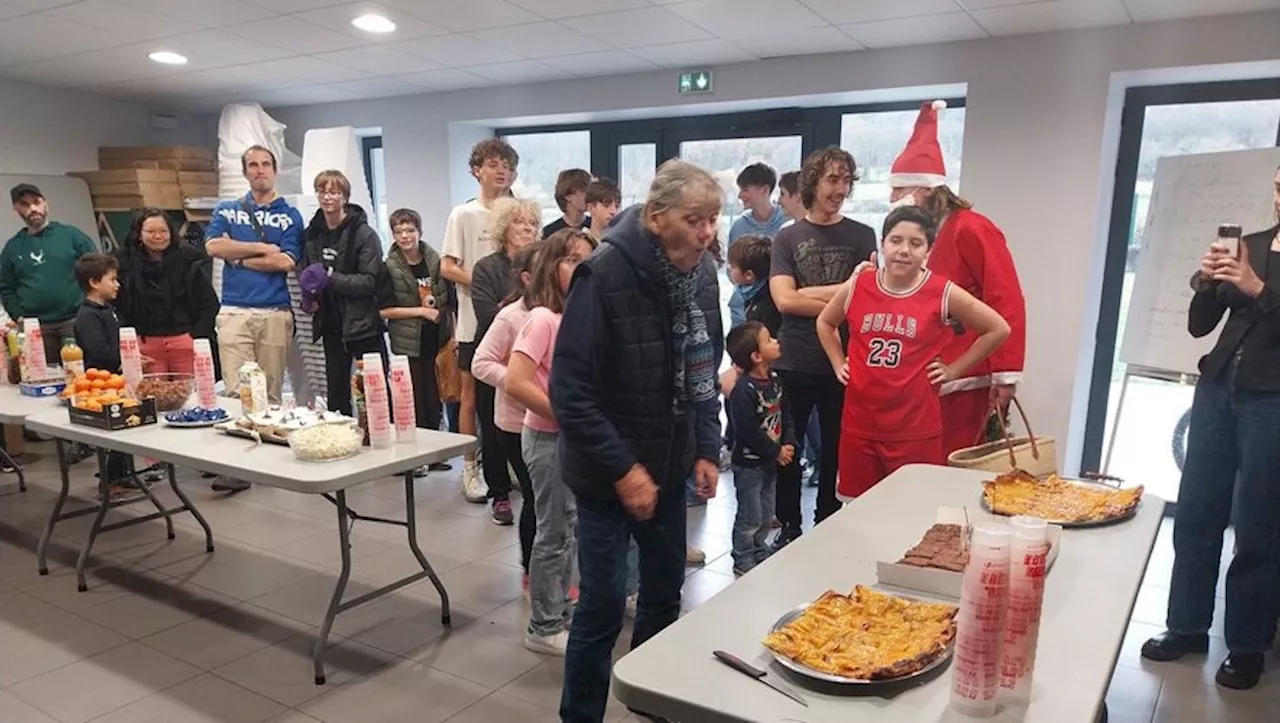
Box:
[952,212,1026,385]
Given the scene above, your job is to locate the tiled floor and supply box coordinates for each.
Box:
[0,442,1275,723]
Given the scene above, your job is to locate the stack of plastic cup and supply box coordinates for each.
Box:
[361,353,393,449]
[22,318,46,380]
[388,355,416,443]
[119,327,143,394]
[951,523,1011,718]
[193,338,217,408]
[1000,515,1050,704]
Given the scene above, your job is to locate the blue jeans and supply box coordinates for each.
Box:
[561,485,687,723]
[1166,367,1280,653]
[732,465,776,572]
[523,428,576,636]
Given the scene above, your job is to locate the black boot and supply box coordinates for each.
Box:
[1216,653,1264,690]
[1140,631,1209,662]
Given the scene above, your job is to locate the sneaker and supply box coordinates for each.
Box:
[211,477,250,494]
[523,630,569,657]
[460,461,486,503]
[732,566,751,577]
[625,593,638,619]
[428,461,452,472]
[66,442,94,465]
[412,465,431,478]
[491,499,514,525]
[685,546,706,566]
[772,524,802,551]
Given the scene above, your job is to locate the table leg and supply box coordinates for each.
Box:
[36,440,73,575]
[313,489,353,685]
[167,464,214,553]
[130,458,175,540]
[403,470,451,625]
[76,449,115,592]
[0,444,25,493]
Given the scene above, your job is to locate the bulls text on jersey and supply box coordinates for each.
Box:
[859,312,919,339]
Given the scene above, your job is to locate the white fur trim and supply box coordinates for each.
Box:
[888,172,946,188]
[990,372,1023,387]
[939,375,991,396]
[932,100,947,111]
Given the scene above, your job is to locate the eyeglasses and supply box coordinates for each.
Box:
[317,190,345,199]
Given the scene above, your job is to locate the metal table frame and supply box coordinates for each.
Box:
[0,442,25,492]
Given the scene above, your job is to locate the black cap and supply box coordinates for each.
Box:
[10,183,42,204]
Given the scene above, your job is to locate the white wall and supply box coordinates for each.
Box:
[0,77,179,176]
[244,11,1280,477]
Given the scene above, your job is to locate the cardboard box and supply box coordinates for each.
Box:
[87,181,181,196]
[178,171,217,186]
[68,398,157,431]
[91,194,184,211]
[876,507,1063,600]
[19,380,65,397]
[99,145,215,161]
[70,169,178,185]
[157,158,216,172]
[99,159,161,170]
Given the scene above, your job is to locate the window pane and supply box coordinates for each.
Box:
[619,143,656,209]
[369,147,391,250]
[678,136,803,244]
[1103,100,1280,504]
[839,107,966,233]
[503,130,592,226]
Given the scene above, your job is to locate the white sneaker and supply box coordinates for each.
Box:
[686,545,706,566]
[460,461,486,503]
[625,593,638,620]
[523,630,569,657]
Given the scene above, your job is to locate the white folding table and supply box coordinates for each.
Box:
[612,464,1164,723]
[23,403,475,684]
[0,384,64,492]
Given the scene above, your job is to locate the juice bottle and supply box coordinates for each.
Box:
[60,338,85,386]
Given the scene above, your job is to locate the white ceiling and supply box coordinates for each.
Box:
[0,0,1276,111]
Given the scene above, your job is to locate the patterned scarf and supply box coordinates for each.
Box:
[652,242,717,410]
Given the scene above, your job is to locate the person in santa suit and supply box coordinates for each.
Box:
[887,100,1027,455]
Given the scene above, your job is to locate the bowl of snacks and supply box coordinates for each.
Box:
[287,421,364,462]
[136,373,195,412]
[164,407,230,428]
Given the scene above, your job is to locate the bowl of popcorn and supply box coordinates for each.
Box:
[287,421,363,462]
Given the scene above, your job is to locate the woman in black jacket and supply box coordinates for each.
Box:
[303,170,388,417]
[114,208,219,375]
[1141,213,1280,691]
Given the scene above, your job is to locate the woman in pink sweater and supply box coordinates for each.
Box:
[471,242,541,587]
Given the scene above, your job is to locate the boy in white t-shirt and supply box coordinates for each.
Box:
[441,138,519,502]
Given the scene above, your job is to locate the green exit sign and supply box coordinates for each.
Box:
[678,70,713,94]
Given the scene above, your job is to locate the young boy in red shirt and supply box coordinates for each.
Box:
[816,206,1009,500]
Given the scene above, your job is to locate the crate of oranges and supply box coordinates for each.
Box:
[64,368,157,430]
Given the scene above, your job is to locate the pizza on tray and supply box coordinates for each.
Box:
[762,585,958,681]
[982,469,1143,523]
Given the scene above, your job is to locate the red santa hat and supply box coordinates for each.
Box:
[889,100,948,189]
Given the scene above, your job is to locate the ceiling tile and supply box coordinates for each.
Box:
[466,59,577,82]
[507,0,650,19]
[120,0,278,26]
[323,45,443,73]
[541,49,659,75]
[561,7,713,48]
[293,3,451,42]
[238,84,366,106]
[222,17,367,53]
[182,66,307,92]
[160,29,298,67]
[242,0,352,12]
[401,0,541,32]
[973,0,1131,34]
[395,68,495,90]
[384,34,523,66]
[801,0,962,24]
[957,0,1048,8]
[665,0,830,38]
[0,45,183,88]
[629,39,756,68]
[253,55,375,83]
[840,12,988,47]
[328,76,425,97]
[0,13,117,65]
[468,21,611,59]
[45,0,205,40]
[731,25,865,59]
[1123,0,1280,22]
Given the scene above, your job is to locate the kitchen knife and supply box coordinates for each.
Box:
[713,650,808,707]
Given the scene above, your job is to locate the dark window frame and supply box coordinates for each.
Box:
[1080,78,1280,495]
[360,135,382,205]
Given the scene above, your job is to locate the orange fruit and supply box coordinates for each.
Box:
[83,401,102,413]
[96,369,112,381]
[121,399,139,408]
[75,379,92,393]
[91,379,106,390]
[107,375,125,390]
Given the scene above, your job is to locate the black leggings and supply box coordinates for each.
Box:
[475,379,513,499]
[498,429,535,571]
[322,334,388,417]
[776,369,843,527]
[406,354,441,431]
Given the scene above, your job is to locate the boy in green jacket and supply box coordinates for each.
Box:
[0,184,98,363]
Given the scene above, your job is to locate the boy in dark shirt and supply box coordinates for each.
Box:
[728,235,781,334]
[726,321,795,576]
[73,253,130,493]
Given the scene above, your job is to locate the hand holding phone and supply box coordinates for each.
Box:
[1217,223,1242,259]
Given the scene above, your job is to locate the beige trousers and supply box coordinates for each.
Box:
[215,308,292,405]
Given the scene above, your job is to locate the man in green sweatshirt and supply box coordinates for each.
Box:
[0,184,98,364]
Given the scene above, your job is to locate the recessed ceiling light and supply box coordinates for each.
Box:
[352,13,396,33]
[148,50,188,65]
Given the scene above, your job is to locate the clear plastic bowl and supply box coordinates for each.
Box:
[287,421,364,462]
[136,372,195,411]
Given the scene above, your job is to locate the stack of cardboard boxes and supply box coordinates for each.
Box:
[70,146,218,211]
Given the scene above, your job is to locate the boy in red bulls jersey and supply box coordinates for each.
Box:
[816,206,1010,500]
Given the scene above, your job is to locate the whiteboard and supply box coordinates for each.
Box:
[0,173,98,255]
[1119,147,1280,376]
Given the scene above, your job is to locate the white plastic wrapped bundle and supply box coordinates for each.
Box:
[216,103,303,199]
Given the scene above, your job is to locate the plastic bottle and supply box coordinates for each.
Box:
[350,360,368,445]
[22,318,46,380]
[192,339,217,408]
[388,355,416,443]
[60,338,84,386]
[237,362,268,415]
[999,516,1050,705]
[119,327,143,395]
[951,523,1011,718]
[361,353,393,449]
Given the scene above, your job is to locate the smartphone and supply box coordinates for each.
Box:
[1218,223,1242,258]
